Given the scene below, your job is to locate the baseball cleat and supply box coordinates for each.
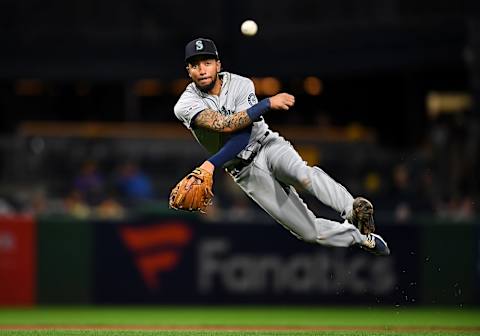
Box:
[348,197,375,234]
[359,233,390,256]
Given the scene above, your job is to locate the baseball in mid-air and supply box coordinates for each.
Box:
[241,20,258,36]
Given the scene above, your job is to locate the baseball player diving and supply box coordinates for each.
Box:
[170,37,390,256]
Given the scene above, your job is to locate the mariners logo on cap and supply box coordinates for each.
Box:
[185,38,218,62]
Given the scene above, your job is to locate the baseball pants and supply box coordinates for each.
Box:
[229,132,365,247]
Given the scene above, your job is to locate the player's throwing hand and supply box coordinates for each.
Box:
[269,93,295,110]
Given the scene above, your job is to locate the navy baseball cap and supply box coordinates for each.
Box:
[185,38,219,62]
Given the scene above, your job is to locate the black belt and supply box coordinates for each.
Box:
[254,131,270,148]
[225,131,270,176]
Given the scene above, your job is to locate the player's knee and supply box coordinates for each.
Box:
[300,176,311,189]
[293,174,311,191]
[299,166,317,190]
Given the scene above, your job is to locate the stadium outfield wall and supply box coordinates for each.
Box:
[0,213,478,306]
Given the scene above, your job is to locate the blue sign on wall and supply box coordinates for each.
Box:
[94,217,420,305]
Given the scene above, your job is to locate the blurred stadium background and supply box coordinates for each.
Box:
[0,0,479,334]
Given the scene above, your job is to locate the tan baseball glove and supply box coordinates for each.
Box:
[169,167,214,213]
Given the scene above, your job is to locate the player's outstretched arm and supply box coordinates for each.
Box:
[169,128,249,213]
[193,93,295,133]
[198,127,252,174]
[170,127,251,213]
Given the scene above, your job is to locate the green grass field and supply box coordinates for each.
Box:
[0,306,479,336]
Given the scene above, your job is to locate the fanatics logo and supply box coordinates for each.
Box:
[120,222,193,290]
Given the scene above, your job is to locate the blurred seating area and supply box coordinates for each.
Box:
[0,0,475,226]
[0,119,477,224]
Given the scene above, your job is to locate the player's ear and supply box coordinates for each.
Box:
[216,60,221,73]
[186,65,192,78]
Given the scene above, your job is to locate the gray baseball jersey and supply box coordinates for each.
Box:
[174,72,269,155]
[174,72,366,248]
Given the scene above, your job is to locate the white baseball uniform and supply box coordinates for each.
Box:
[174,72,366,247]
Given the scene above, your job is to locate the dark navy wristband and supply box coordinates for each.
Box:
[208,128,252,167]
[246,98,270,121]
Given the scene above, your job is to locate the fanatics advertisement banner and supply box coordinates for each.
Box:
[93,216,421,305]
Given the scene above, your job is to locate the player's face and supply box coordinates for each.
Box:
[187,57,221,92]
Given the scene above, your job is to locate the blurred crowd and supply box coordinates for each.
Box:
[0,159,155,220]
[0,115,477,224]
[64,160,154,219]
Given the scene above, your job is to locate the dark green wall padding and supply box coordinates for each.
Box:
[37,215,93,304]
[420,221,477,305]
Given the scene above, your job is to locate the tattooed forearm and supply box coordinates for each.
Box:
[194,108,252,132]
